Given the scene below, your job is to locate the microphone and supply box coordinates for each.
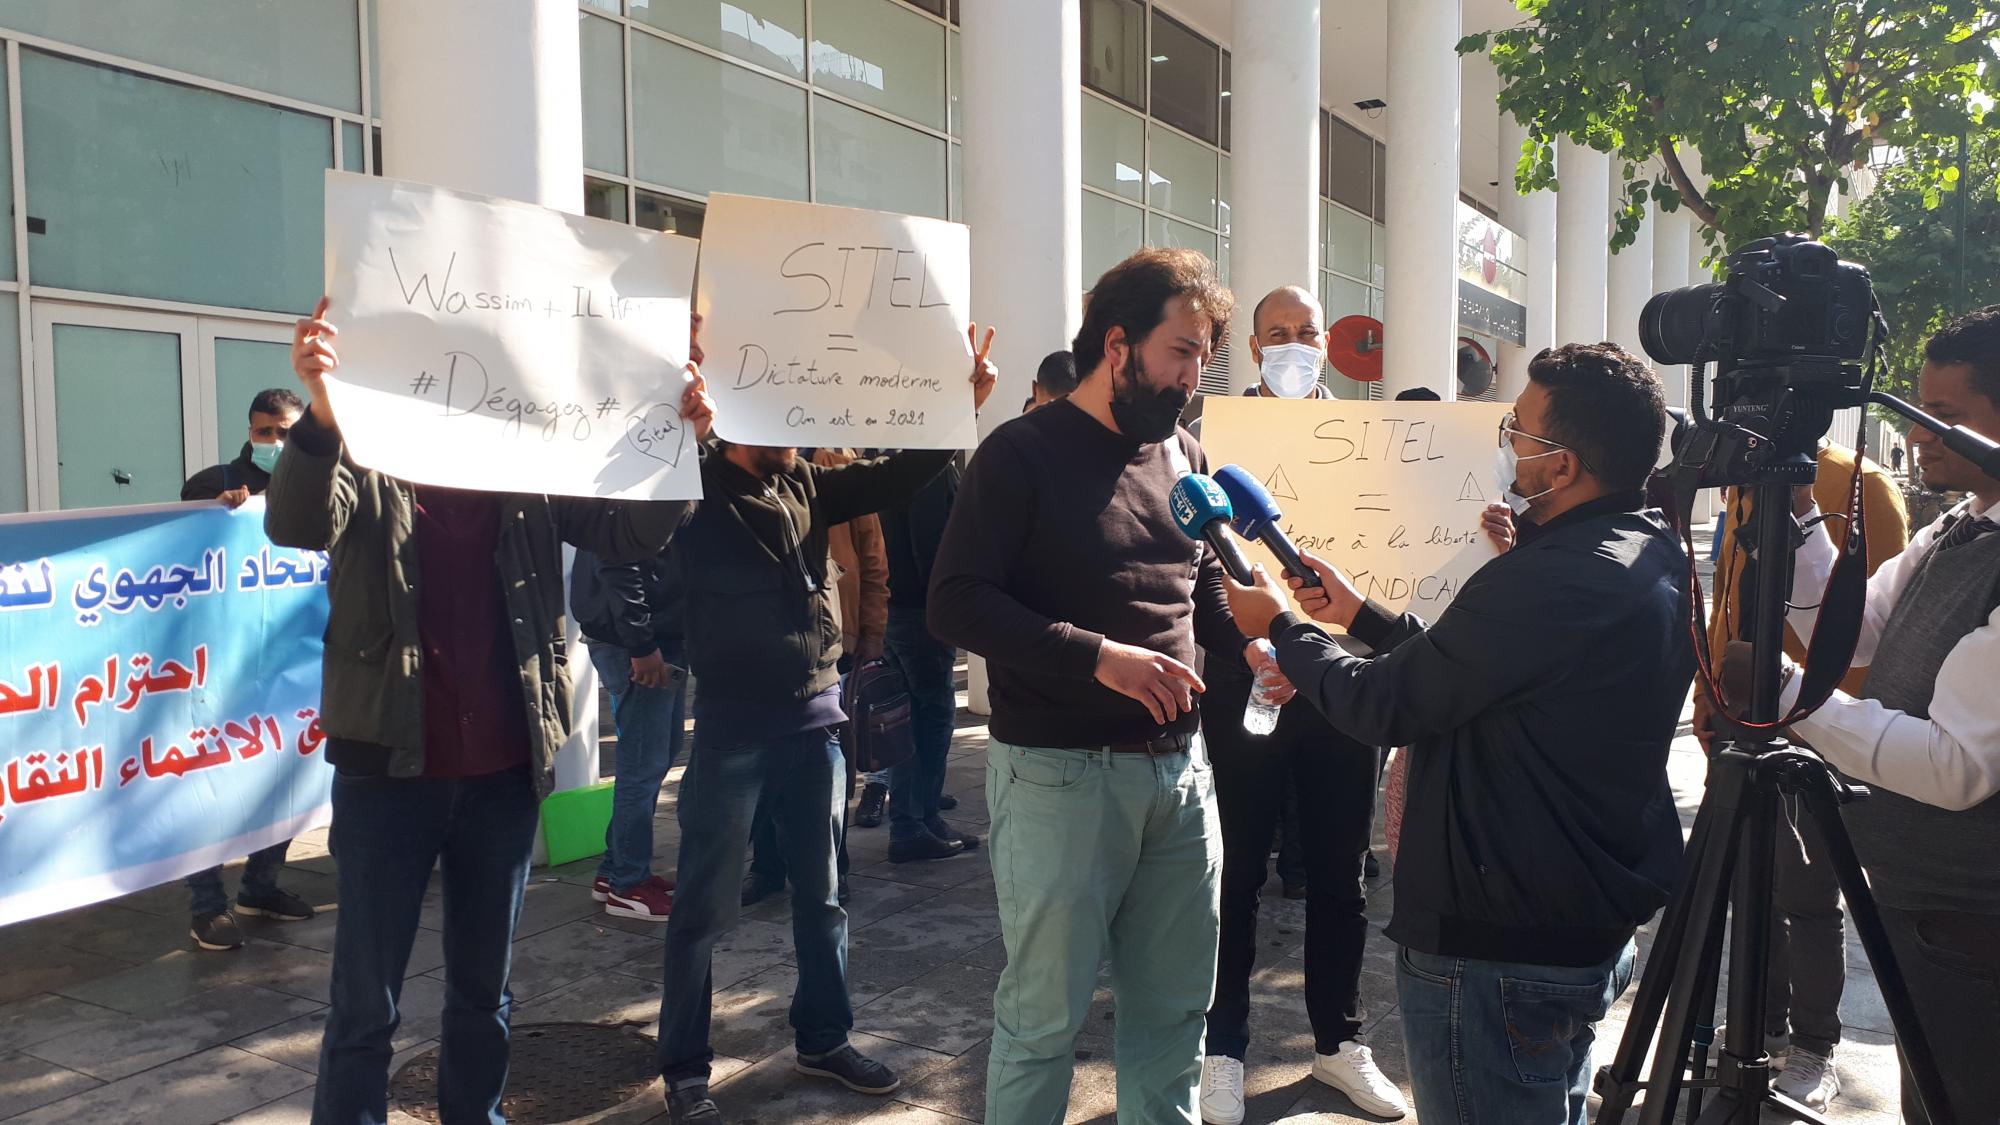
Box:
[1169,473,1257,585]
[1212,464,1324,589]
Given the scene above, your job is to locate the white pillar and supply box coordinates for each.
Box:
[962,0,1082,715]
[1379,0,1461,399]
[1554,139,1610,346]
[1651,206,1693,409]
[1496,114,1556,401]
[1605,192,1654,362]
[381,0,594,797]
[1227,0,1321,392]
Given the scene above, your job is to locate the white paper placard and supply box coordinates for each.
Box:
[1199,397,1510,621]
[696,194,976,449]
[322,170,702,500]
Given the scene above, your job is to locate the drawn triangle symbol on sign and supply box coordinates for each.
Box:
[1458,472,1485,502]
[1264,464,1299,502]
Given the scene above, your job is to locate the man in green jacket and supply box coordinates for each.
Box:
[268,297,710,1125]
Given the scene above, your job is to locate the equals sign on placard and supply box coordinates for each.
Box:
[825,333,859,353]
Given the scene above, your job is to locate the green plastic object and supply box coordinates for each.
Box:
[539,780,614,867]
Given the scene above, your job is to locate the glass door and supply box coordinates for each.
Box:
[31,304,198,511]
[199,320,297,465]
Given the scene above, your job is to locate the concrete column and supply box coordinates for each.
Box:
[962,0,1082,715]
[1496,113,1556,401]
[1379,0,1461,399]
[1605,190,1654,361]
[1227,0,1321,391]
[1651,206,1693,409]
[1554,139,1609,346]
[380,0,593,795]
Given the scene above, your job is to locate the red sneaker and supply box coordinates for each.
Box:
[591,876,612,903]
[605,875,673,921]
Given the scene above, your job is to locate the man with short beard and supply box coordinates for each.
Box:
[929,248,1278,1123]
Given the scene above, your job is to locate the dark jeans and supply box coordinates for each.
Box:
[313,766,539,1125]
[186,840,292,917]
[749,716,854,886]
[1878,905,2000,1123]
[1763,795,1845,1056]
[885,607,956,844]
[658,726,854,1085]
[1201,676,1379,1059]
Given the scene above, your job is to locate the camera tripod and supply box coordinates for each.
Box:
[1590,475,1955,1125]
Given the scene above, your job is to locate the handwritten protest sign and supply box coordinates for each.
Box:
[0,499,331,926]
[323,171,701,500]
[697,193,976,449]
[1199,397,1510,625]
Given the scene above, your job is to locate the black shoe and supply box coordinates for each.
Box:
[888,833,964,863]
[666,1083,724,1122]
[937,793,959,811]
[236,888,315,921]
[854,783,888,828]
[1282,881,1308,900]
[191,912,245,951]
[924,818,981,851]
[741,872,785,907]
[795,1044,900,1094]
[1363,850,1382,880]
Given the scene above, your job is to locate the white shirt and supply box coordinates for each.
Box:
[1782,495,2000,811]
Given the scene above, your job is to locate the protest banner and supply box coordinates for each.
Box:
[323,170,702,500]
[0,500,331,926]
[696,193,976,449]
[1199,397,1510,624]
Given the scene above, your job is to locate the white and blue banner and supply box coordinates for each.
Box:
[0,499,331,926]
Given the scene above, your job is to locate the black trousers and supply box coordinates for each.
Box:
[1201,675,1380,1059]
[1762,795,1845,1057]
[1878,904,2000,1123]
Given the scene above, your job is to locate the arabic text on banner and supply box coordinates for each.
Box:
[323,170,702,500]
[0,500,332,927]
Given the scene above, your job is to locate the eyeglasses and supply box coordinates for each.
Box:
[1498,411,1596,473]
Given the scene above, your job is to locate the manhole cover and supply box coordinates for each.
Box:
[390,1022,657,1123]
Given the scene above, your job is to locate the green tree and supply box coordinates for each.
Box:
[1461,1,2000,257]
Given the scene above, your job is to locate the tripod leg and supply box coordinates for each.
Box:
[1694,774,1783,1124]
[1798,777,1956,1125]
[1683,899,1729,1123]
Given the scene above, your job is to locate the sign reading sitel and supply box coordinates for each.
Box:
[697,194,976,449]
[322,170,702,500]
[1199,397,1508,623]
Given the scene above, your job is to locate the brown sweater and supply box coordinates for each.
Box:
[811,447,889,653]
[927,398,1247,746]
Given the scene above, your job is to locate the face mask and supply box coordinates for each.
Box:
[1494,442,1559,517]
[1258,343,1323,399]
[250,441,283,474]
[1108,349,1191,443]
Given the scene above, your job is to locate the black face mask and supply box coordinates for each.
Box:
[1108,349,1191,444]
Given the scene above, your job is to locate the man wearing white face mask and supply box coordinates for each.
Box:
[1248,285,1334,400]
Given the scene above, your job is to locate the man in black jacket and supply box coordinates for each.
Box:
[654,350,996,1125]
[1224,343,1692,1125]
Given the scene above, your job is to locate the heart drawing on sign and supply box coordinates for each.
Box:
[624,403,689,468]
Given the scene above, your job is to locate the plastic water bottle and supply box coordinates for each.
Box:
[1243,639,1282,736]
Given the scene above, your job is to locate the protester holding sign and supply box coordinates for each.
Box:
[272,296,711,1125]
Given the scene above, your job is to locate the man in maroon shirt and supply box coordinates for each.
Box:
[268,297,710,1125]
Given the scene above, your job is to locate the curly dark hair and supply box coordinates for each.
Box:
[1526,343,1666,492]
[1924,304,2000,407]
[1072,248,1232,375]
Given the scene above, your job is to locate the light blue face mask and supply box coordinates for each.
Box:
[250,441,283,474]
[1493,441,1559,516]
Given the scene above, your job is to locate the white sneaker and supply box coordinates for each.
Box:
[1199,1055,1245,1125]
[1312,1041,1409,1120]
[1771,1047,1839,1110]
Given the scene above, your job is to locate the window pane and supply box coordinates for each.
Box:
[636,189,705,236]
[813,97,946,218]
[1373,141,1388,222]
[632,0,807,78]
[947,29,962,136]
[1324,202,1371,280]
[52,324,183,509]
[1149,12,1218,145]
[812,0,946,131]
[212,338,293,455]
[367,0,379,110]
[1372,222,1387,286]
[0,0,362,111]
[632,35,808,200]
[949,141,963,221]
[0,58,12,280]
[341,120,365,171]
[1082,192,1143,288]
[1082,96,1143,201]
[582,0,620,11]
[1325,115,1372,215]
[22,51,331,313]
[1219,50,1231,152]
[1148,124,1217,227]
[1217,154,1231,238]
[0,295,19,512]
[584,177,628,221]
[581,13,626,174]
[1146,213,1218,261]
[1080,0,1144,109]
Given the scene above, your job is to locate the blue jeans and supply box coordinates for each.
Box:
[313,767,540,1125]
[884,608,956,843]
[588,642,686,892]
[186,839,291,916]
[656,726,853,1085]
[1395,940,1636,1125]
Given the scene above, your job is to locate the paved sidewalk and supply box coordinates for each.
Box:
[0,688,1912,1124]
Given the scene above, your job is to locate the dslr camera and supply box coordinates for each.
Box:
[1641,234,1879,485]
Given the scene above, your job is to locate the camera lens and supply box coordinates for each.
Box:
[1639,284,1723,366]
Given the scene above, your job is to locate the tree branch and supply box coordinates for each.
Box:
[1658,136,1721,229]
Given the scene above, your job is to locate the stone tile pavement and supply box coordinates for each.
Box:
[0,685,1915,1123]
